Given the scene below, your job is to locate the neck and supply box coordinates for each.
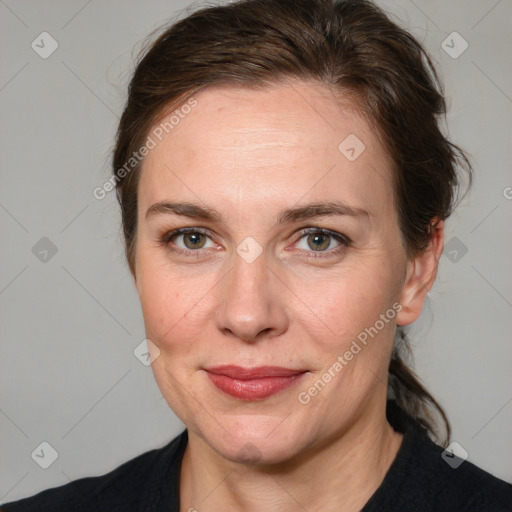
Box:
[179,398,403,512]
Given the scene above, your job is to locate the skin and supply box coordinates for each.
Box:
[133,79,444,512]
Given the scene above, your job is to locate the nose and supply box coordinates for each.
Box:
[215,251,289,343]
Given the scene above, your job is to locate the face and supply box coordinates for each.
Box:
[133,79,431,464]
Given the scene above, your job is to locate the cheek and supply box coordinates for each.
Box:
[137,260,217,351]
[292,262,396,348]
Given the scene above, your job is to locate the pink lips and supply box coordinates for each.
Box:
[205,365,307,400]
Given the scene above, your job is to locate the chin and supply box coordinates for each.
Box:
[194,414,311,466]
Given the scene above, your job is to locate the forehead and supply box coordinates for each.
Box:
[138,80,395,221]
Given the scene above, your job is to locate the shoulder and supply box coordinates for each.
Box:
[410,431,512,511]
[0,429,187,512]
[367,402,512,512]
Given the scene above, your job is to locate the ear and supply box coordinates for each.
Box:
[396,219,444,326]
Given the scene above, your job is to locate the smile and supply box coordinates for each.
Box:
[204,365,308,400]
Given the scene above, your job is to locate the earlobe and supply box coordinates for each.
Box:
[396,220,444,326]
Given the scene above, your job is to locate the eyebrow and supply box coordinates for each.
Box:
[145,200,370,225]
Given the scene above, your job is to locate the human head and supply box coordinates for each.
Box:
[112,0,472,447]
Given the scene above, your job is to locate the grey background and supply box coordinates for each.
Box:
[1,0,511,503]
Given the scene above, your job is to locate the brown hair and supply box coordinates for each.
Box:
[113,0,472,446]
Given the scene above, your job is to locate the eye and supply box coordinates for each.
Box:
[293,228,350,258]
[160,226,350,259]
[161,227,217,255]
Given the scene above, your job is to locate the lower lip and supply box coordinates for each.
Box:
[206,372,306,400]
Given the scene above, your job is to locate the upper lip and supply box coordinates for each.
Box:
[204,365,307,379]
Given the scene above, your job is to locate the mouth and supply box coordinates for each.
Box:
[204,365,308,400]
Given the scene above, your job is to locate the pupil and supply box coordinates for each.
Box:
[309,233,329,251]
[185,233,204,249]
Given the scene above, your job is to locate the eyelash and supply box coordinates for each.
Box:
[160,227,351,259]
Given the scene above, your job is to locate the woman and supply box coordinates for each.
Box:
[2,0,511,510]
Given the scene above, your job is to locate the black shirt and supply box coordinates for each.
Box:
[2,401,511,511]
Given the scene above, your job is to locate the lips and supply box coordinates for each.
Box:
[205,365,308,400]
